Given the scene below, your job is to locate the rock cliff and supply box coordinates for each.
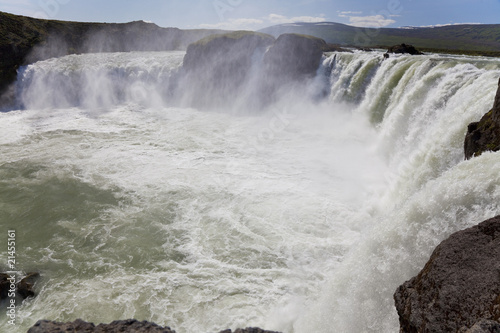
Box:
[27,319,282,333]
[394,216,500,332]
[181,31,327,109]
[387,43,423,55]
[465,77,500,159]
[181,31,275,108]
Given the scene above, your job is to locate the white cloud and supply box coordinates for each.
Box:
[338,10,397,28]
[347,14,396,28]
[337,11,362,18]
[198,13,326,31]
[416,22,481,28]
[267,13,326,24]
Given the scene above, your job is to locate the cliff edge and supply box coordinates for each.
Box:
[394,216,500,332]
[464,77,500,159]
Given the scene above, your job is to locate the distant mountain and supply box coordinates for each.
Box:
[259,22,500,53]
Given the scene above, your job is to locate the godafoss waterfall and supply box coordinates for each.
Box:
[1,33,500,332]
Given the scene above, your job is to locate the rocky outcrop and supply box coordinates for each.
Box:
[27,319,282,333]
[465,319,500,333]
[181,32,328,109]
[181,31,275,108]
[262,33,326,81]
[0,272,40,300]
[28,319,176,333]
[387,43,423,55]
[219,329,281,333]
[464,77,500,159]
[394,215,500,333]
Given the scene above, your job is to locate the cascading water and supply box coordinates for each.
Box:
[1,50,499,333]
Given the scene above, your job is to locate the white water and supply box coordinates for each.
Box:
[1,51,500,333]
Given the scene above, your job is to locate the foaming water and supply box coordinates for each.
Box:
[1,51,500,333]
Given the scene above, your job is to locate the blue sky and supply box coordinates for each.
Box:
[1,0,499,30]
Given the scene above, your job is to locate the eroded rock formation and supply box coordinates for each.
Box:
[394,216,500,332]
[27,319,282,333]
[465,77,500,159]
[387,43,423,55]
[0,272,39,300]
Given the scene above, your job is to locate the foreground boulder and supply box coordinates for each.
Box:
[387,43,423,55]
[28,319,176,333]
[27,319,282,333]
[219,329,281,333]
[465,77,500,159]
[465,319,500,333]
[394,216,500,332]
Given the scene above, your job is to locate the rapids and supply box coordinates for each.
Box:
[1,50,500,333]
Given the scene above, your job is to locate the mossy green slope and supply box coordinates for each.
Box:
[260,22,500,55]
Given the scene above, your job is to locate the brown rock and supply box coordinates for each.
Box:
[464,78,500,159]
[28,319,176,333]
[220,329,281,333]
[387,43,423,55]
[17,272,40,299]
[465,319,500,333]
[394,216,500,332]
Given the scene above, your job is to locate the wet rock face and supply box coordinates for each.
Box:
[262,33,326,81]
[464,77,500,159]
[181,31,276,108]
[219,329,282,333]
[387,43,423,55]
[0,272,39,300]
[394,216,500,333]
[464,319,500,333]
[27,319,283,333]
[27,319,176,333]
[181,31,327,109]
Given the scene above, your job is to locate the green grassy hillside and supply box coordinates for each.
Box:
[260,22,500,55]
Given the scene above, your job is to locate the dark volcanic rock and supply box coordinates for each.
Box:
[0,273,11,299]
[263,33,326,81]
[17,272,40,299]
[181,31,275,108]
[181,32,329,109]
[28,319,176,333]
[220,329,282,333]
[219,329,281,333]
[258,33,327,105]
[387,43,423,55]
[465,77,500,159]
[27,319,281,333]
[465,319,500,333]
[394,216,500,333]
[0,272,40,300]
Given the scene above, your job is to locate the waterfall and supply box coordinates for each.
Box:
[1,50,500,333]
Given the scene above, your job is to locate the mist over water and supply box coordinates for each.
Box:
[1,50,500,333]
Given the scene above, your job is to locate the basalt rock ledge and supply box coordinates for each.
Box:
[394,215,500,333]
[27,319,282,333]
[464,77,500,159]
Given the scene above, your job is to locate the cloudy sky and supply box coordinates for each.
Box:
[1,0,499,30]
